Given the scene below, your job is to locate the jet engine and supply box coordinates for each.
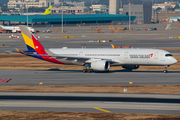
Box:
[12,30,17,33]
[122,65,139,69]
[91,60,110,71]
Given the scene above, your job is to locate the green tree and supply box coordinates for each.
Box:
[174,4,179,9]
[1,6,8,12]
[0,0,9,6]
[156,7,162,11]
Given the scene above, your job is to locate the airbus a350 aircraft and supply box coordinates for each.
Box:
[16,25,177,73]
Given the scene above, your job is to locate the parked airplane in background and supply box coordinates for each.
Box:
[166,17,180,22]
[0,25,35,33]
[16,25,177,73]
[0,6,51,33]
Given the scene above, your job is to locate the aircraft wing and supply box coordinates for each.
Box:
[46,55,116,63]
[16,48,118,63]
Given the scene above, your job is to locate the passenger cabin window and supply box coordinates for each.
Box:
[165,54,173,57]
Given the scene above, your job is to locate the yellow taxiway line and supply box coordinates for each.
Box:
[94,107,111,113]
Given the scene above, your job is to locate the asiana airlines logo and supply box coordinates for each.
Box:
[129,53,153,59]
[149,53,153,57]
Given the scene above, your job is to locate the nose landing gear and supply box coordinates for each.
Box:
[164,65,169,73]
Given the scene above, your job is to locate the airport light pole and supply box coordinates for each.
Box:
[155,0,156,22]
[129,0,131,30]
[152,0,153,19]
[26,1,28,27]
[121,0,122,9]
[120,0,122,13]
[61,1,64,33]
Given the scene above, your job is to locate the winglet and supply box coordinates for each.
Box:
[111,44,117,49]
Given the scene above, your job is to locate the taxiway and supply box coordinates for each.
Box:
[0,69,180,85]
[0,92,179,115]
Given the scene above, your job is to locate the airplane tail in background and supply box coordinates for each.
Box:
[111,44,117,49]
[43,6,52,15]
[0,25,3,29]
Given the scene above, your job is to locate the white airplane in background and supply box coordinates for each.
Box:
[166,17,180,22]
[0,25,35,33]
[16,25,177,73]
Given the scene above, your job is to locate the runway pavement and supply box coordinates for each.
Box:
[0,69,180,85]
[0,92,179,115]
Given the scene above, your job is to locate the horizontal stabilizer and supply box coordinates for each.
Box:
[15,48,24,54]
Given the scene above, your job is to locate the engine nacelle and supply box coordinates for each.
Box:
[12,30,17,33]
[91,60,110,71]
[122,65,139,69]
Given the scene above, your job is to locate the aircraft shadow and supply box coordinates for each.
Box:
[108,70,180,73]
[36,69,180,73]
[36,69,83,73]
[0,95,180,104]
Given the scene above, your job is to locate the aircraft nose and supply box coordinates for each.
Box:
[171,58,177,64]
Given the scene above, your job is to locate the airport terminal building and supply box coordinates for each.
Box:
[0,14,135,26]
[123,4,152,24]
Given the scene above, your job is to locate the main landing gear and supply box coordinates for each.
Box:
[164,65,169,73]
[83,69,93,73]
[83,63,93,73]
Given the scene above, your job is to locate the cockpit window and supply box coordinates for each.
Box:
[165,54,173,57]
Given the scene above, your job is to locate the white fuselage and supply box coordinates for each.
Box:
[0,25,35,33]
[48,48,177,66]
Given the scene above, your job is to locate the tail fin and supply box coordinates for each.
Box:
[19,25,46,55]
[43,6,52,15]
[0,25,3,29]
[19,25,64,64]
[111,44,117,49]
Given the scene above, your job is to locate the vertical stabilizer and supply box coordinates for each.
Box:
[19,25,44,52]
[19,25,64,64]
[43,6,52,15]
[0,25,3,29]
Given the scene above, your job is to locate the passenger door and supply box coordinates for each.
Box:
[79,51,83,57]
[154,52,159,59]
[124,52,128,59]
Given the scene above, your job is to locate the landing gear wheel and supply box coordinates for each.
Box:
[83,69,93,73]
[83,63,94,73]
[83,69,87,73]
[163,66,169,73]
[87,69,91,73]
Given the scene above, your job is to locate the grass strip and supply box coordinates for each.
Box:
[0,111,180,120]
[0,85,180,94]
